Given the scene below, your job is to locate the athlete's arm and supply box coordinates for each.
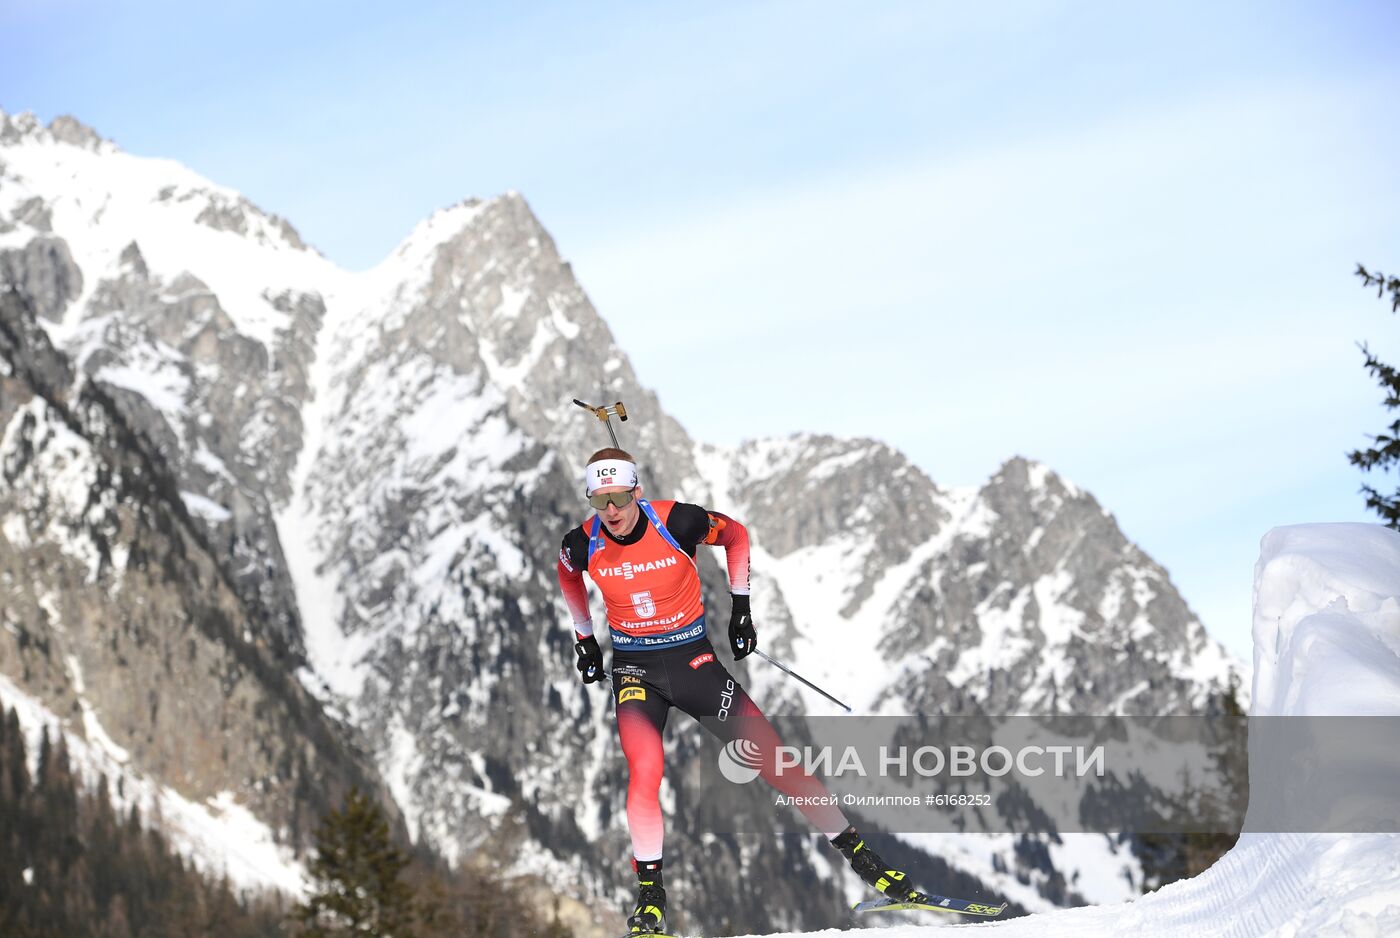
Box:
[559,528,605,683]
[705,510,751,597]
[666,503,752,596]
[668,502,757,659]
[557,529,594,639]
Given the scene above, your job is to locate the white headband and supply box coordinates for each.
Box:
[586,458,639,494]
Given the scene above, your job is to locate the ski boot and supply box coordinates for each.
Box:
[626,864,668,935]
[832,825,925,903]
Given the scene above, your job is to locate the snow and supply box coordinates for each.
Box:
[759,536,895,715]
[457,513,528,579]
[0,672,306,897]
[1251,523,1400,717]
[398,366,492,463]
[277,195,537,711]
[693,441,736,509]
[94,358,189,432]
[64,653,131,765]
[192,439,235,481]
[0,397,105,582]
[275,249,358,699]
[1045,834,1143,906]
[1171,618,1249,709]
[731,470,1082,719]
[809,446,875,482]
[547,293,582,339]
[1,132,346,351]
[390,199,487,265]
[747,523,1400,936]
[384,718,425,841]
[2,513,30,548]
[180,490,232,522]
[946,485,996,541]
[496,282,529,320]
[1025,460,1081,499]
[478,317,558,393]
[947,585,1034,689]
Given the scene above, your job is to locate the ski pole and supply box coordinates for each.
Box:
[752,649,852,712]
[573,398,628,448]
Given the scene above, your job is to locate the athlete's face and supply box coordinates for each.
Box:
[595,483,642,537]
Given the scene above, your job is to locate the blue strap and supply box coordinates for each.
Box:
[589,500,685,563]
[637,499,686,555]
[587,515,606,562]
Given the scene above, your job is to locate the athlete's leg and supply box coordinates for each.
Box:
[668,646,848,836]
[643,644,918,903]
[613,670,672,863]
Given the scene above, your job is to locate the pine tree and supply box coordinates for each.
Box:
[0,706,282,937]
[296,787,416,938]
[1180,673,1247,878]
[1133,674,1247,890]
[1349,264,1400,528]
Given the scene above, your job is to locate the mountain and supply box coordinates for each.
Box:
[0,286,395,893]
[655,524,1400,937]
[0,108,335,654]
[706,434,1237,717]
[0,109,1243,931]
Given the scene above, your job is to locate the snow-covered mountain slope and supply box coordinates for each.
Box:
[0,288,396,889]
[1,108,1252,930]
[0,109,348,648]
[701,435,1240,718]
[696,435,1244,909]
[275,188,813,930]
[748,523,1400,937]
[0,670,307,896]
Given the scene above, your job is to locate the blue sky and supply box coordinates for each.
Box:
[5,1,1400,660]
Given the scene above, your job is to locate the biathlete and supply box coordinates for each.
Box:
[556,447,920,934]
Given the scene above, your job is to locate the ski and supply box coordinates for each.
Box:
[853,893,1009,917]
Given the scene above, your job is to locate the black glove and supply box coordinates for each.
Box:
[728,594,757,660]
[574,635,604,684]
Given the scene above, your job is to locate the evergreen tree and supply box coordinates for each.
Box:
[1133,674,1247,890]
[1349,264,1400,528]
[296,787,416,937]
[0,703,283,937]
[1181,673,1247,877]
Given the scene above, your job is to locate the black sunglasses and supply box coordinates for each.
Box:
[588,487,637,511]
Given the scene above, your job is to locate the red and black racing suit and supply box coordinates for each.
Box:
[558,499,847,863]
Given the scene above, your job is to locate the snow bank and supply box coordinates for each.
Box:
[1251,523,1400,719]
[753,523,1400,937]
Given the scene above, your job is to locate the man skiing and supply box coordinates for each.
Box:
[556,447,923,935]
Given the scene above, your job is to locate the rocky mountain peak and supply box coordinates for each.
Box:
[0,109,115,153]
[726,432,947,556]
[0,111,311,266]
[370,189,702,498]
[979,455,1107,548]
[152,182,310,253]
[47,114,108,152]
[991,454,1083,495]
